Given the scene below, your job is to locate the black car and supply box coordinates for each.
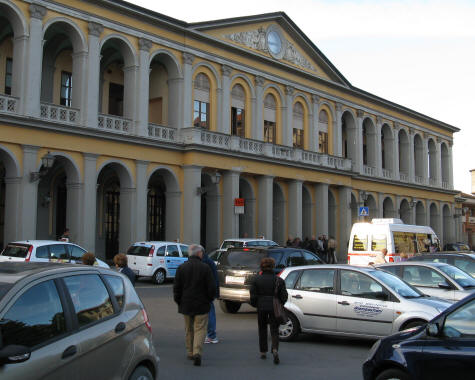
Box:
[217,247,322,313]
[362,292,475,380]
[443,242,473,252]
[407,252,475,277]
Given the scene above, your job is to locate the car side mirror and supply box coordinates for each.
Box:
[426,322,440,337]
[438,282,453,290]
[0,345,31,365]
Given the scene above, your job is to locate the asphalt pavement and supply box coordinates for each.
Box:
[136,281,372,380]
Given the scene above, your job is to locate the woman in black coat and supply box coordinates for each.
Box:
[250,257,288,364]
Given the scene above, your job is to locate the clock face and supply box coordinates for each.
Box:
[267,31,282,55]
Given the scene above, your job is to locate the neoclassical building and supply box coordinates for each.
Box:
[0,0,461,260]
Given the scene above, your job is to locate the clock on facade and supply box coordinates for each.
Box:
[266,26,285,59]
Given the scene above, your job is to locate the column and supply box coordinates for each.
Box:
[392,123,400,181]
[183,165,202,243]
[168,77,183,129]
[123,64,138,121]
[311,95,320,152]
[408,129,415,182]
[19,145,39,239]
[72,51,88,111]
[338,186,352,262]
[435,138,442,187]
[258,175,273,239]
[220,65,231,134]
[135,160,149,242]
[355,110,364,174]
[66,182,83,244]
[283,85,294,147]
[252,76,264,140]
[84,22,103,128]
[4,177,21,242]
[24,4,46,117]
[12,34,28,114]
[409,201,416,225]
[119,187,136,252]
[395,195,401,218]
[334,102,343,157]
[448,141,454,189]
[182,53,194,128]
[288,180,303,239]
[378,193,385,218]
[166,191,182,241]
[315,183,329,237]
[222,170,240,239]
[136,39,152,137]
[422,134,429,185]
[81,153,98,252]
[375,117,383,177]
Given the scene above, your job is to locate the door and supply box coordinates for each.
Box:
[126,245,152,275]
[289,268,337,332]
[336,270,394,337]
[165,244,181,277]
[401,265,456,301]
[0,279,80,380]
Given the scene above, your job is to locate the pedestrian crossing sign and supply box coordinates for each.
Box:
[359,206,369,217]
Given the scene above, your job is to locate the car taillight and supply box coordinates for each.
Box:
[148,246,155,257]
[142,309,152,333]
[347,255,350,263]
[243,248,249,251]
[25,246,33,262]
[389,257,394,262]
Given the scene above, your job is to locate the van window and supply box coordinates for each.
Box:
[180,245,189,257]
[371,234,387,251]
[416,233,431,253]
[393,232,417,254]
[156,246,166,256]
[127,246,150,257]
[166,245,179,257]
[1,244,29,258]
[36,245,49,259]
[352,235,368,251]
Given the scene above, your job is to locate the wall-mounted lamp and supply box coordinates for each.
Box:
[30,152,55,182]
[359,190,368,203]
[196,171,222,195]
[408,199,417,208]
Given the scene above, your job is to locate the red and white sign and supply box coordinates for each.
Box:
[234,198,245,214]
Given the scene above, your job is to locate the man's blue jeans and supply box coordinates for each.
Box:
[207,301,216,339]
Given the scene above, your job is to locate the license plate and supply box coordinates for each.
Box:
[226,275,245,285]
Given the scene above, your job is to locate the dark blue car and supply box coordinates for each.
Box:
[362,292,475,380]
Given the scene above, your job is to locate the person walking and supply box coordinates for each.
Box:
[173,244,216,366]
[328,237,337,263]
[59,228,70,242]
[250,257,288,365]
[113,253,136,286]
[202,251,219,344]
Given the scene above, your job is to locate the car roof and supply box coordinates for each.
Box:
[8,240,78,246]
[378,261,449,268]
[408,253,475,260]
[284,264,376,272]
[131,241,185,245]
[222,238,275,242]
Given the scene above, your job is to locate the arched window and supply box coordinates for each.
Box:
[193,73,210,129]
[231,84,245,137]
[264,93,276,143]
[318,110,329,154]
[292,102,304,148]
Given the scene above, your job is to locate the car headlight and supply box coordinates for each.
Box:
[366,339,381,360]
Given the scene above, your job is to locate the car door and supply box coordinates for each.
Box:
[61,273,133,380]
[289,268,337,332]
[165,244,181,277]
[336,270,395,337]
[420,298,475,380]
[0,279,80,380]
[402,265,456,301]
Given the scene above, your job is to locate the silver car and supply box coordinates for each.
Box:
[278,265,451,341]
[0,262,159,380]
[377,261,475,302]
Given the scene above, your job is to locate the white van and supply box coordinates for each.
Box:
[126,241,189,284]
[347,219,439,266]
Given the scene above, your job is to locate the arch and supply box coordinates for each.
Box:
[366,194,377,219]
[99,33,137,67]
[239,177,255,238]
[263,85,283,144]
[230,81,248,137]
[429,202,440,237]
[262,83,285,101]
[0,0,28,37]
[192,62,221,89]
[0,144,20,177]
[149,49,182,78]
[383,197,395,218]
[302,184,312,240]
[40,151,81,184]
[416,201,426,225]
[399,199,411,224]
[292,98,307,149]
[273,182,286,245]
[96,159,134,188]
[350,192,358,225]
[146,166,180,192]
[398,128,409,176]
[230,73,255,98]
[341,110,357,161]
[362,117,376,167]
[292,92,311,111]
[441,142,450,183]
[319,102,335,155]
[193,66,218,131]
[42,17,87,53]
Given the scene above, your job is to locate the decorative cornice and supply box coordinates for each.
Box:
[221,64,232,77]
[182,52,194,65]
[285,85,294,96]
[88,22,104,37]
[29,4,46,20]
[255,75,265,87]
[138,38,152,52]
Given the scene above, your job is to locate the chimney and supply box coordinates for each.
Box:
[472,169,475,195]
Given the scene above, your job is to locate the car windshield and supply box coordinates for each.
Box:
[221,241,244,249]
[222,251,266,268]
[1,245,29,258]
[438,265,475,288]
[371,269,423,298]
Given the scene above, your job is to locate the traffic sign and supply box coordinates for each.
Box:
[359,206,369,217]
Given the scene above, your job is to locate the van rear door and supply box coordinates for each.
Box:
[127,244,152,275]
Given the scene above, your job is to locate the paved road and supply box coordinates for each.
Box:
[136,281,373,380]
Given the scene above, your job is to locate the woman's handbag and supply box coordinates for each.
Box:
[273,277,287,325]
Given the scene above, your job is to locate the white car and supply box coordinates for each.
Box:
[0,240,109,268]
[127,241,189,284]
[219,238,278,250]
[278,264,451,341]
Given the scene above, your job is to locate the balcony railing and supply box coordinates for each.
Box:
[442,181,450,189]
[363,165,376,176]
[382,168,392,179]
[415,175,424,184]
[148,123,177,142]
[0,94,19,114]
[399,172,408,182]
[40,102,79,125]
[429,178,437,186]
[98,114,132,134]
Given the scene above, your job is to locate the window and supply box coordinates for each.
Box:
[231,107,245,137]
[264,120,276,143]
[362,124,368,165]
[292,102,304,148]
[180,245,189,257]
[166,245,179,257]
[318,110,329,154]
[352,235,368,251]
[194,73,210,129]
[340,270,385,299]
[68,245,87,261]
[371,235,387,251]
[35,245,49,259]
[302,251,321,265]
[268,252,283,267]
[64,275,114,328]
[156,246,166,256]
[402,266,445,288]
[319,132,328,154]
[104,275,125,308]
[60,71,72,107]
[0,280,66,348]
[193,100,209,129]
[284,270,301,289]
[394,232,417,254]
[127,246,152,257]
[293,128,304,148]
[454,259,475,277]
[108,83,124,116]
[443,299,475,338]
[297,269,335,293]
[284,251,305,267]
[4,58,12,95]
[49,244,69,260]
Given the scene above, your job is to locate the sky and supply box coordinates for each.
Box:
[129,0,475,194]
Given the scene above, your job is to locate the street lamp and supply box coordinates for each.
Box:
[196,171,222,195]
[30,152,55,182]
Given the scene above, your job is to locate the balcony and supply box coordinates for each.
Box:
[40,102,79,125]
[399,172,408,182]
[0,94,19,114]
[363,165,377,176]
[148,123,177,143]
[414,175,424,184]
[442,181,450,190]
[382,168,392,179]
[98,114,132,134]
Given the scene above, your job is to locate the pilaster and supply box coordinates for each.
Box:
[81,153,98,251]
[222,170,240,239]
[135,160,149,242]
[258,175,273,239]
[288,180,303,239]
[311,95,320,152]
[220,65,232,134]
[334,102,343,156]
[136,39,152,136]
[337,186,352,262]
[84,22,103,128]
[183,165,202,243]
[283,85,294,147]
[20,145,40,239]
[182,53,195,128]
[315,183,329,237]
[253,76,265,140]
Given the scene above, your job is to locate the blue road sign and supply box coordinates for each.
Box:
[359,206,369,217]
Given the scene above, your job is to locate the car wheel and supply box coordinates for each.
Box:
[375,368,411,380]
[278,312,300,342]
[129,365,153,380]
[153,269,166,285]
[401,320,426,331]
[219,300,241,313]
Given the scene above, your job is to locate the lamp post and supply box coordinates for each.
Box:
[30,152,55,182]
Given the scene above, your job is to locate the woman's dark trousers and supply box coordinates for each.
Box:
[258,310,279,353]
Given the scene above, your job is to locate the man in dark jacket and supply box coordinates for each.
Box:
[202,252,220,344]
[173,244,216,366]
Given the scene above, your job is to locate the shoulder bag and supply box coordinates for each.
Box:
[273,276,287,325]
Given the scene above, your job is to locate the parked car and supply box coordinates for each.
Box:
[0,262,159,380]
[363,292,475,380]
[219,238,278,250]
[278,264,451,342]
[217,247,323,313]
[443,242,473,252]
[376,261,475,301]
[207,248,226,266]
[407,252,475,277]
[126,241,189,284]
[0,241,109,268]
